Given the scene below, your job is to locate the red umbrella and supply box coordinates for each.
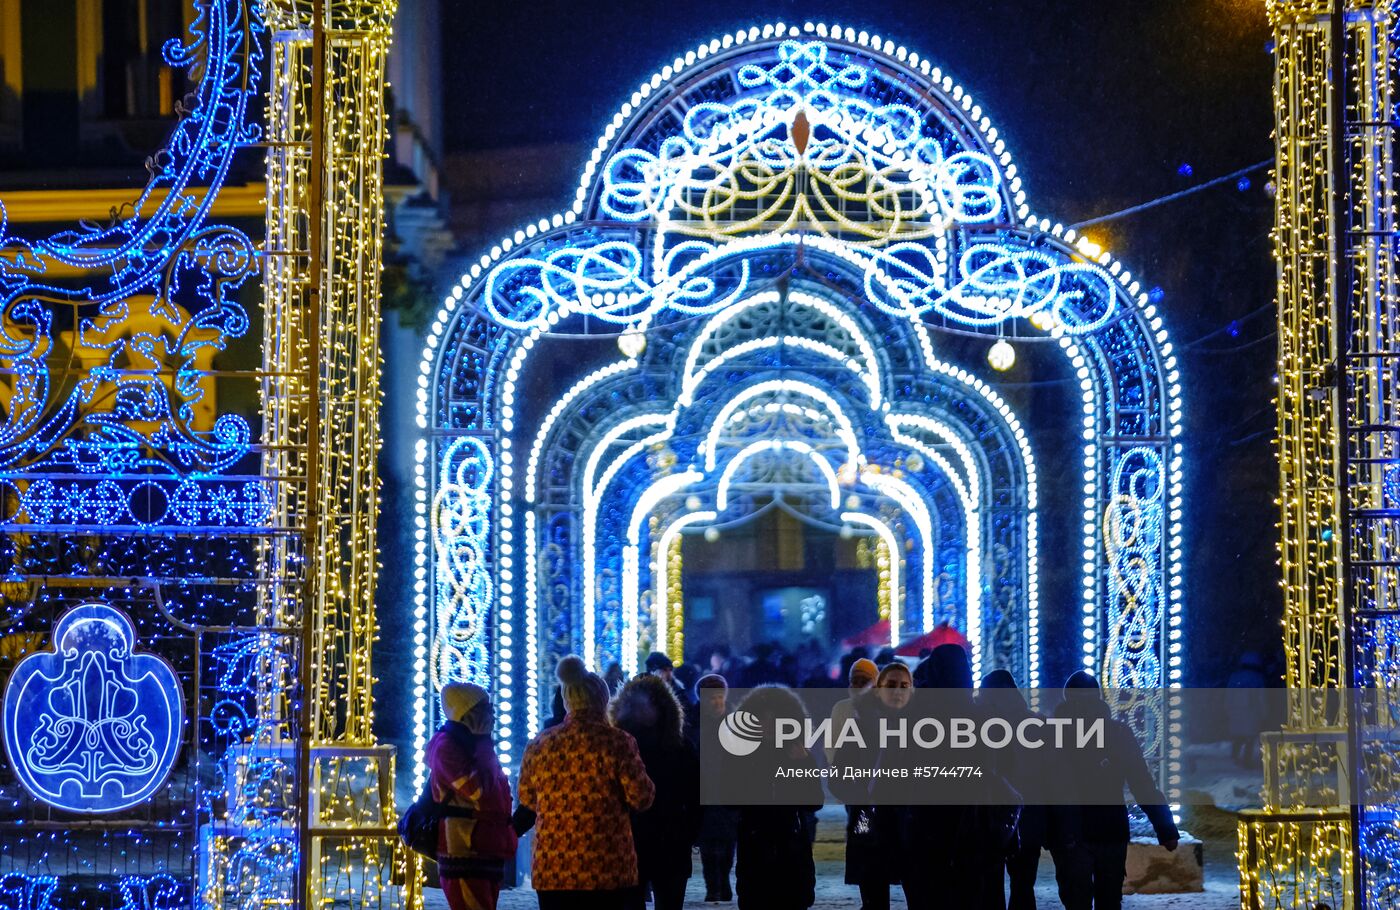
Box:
[841,618,891,649]
[895,621,970,657]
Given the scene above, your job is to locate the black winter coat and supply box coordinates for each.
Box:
[832,696,918,887]
[1051,696,1179,846]
[975,691,1051,849]
[735,744,821,910]
[630,732,701,883]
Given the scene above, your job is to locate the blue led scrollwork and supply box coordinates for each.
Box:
[482,233,1119,335]
[1,603,183,813]
[0,0,266,532]
[118,875,187,910]
[599,40,1006,233]
[432,436,494,689]
[0,876,56,910]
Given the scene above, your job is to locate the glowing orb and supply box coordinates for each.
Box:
[988,339,1016,371]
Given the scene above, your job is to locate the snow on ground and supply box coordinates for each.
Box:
[427,803,1244,909]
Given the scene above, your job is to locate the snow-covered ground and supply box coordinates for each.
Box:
[430,803,1245,909]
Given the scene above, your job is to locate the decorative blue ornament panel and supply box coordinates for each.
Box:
[3,603,183,813]
[0,0,292,907]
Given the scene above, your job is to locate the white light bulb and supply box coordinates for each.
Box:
[988,338,1016,371]
[618,330,646,358]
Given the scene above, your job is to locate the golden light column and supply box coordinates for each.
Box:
[1242,2,1397,907]
[260,0,409,907]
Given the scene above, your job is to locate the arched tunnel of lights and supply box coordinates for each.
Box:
[416,25,1184,794]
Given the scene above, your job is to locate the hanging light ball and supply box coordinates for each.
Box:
[618,329,647,358]
[988,338,1016,371]
[839,524,854,540]
[704,527,721,543]
[685,495,702,512]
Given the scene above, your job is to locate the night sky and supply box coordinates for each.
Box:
[436,1,1282,686]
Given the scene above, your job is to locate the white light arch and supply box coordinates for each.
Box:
[415,24,1180,800]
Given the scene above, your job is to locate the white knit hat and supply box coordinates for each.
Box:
[556,655,610,715]
[441,682,489,723]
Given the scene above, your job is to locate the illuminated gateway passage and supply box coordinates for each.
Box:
[416,24,1184,790]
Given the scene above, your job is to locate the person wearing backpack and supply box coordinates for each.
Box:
[426,682,518,910]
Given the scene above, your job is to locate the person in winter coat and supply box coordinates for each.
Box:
[428,682,519,910]
[733,685,823,910]
[917,644,1010,910]
[830,657,878,733]
[517,656,656,909]
[830,657,879,903]
[978,669,1048,910]
[645,651,689,706]
[693,674,739,901]
[835,662,929,910]
[610,674,701,910]
[1049,671,1179,910]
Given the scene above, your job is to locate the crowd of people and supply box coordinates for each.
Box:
[416,640,1179,910]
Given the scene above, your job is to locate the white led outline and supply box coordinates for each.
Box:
[715,440,841,512]
[842,512,904,650]
[654,510,719,658]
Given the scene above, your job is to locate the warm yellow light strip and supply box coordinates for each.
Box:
[258,0,409,907]
[875,537,892,623]
[0,183,267,223]
[1248,1,1397,905]
[667,532,685,661]
[1269,3,1344,729]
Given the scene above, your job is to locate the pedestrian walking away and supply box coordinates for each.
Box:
[610,673,701,910]
[978,669,1047,910]
[1048,671,1180,910]
[426,682,518,910]
[732,685,823,910]
[517,656,656,910]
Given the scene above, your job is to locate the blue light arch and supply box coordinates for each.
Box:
[416,23,1184,796]
[522,269,1035,690]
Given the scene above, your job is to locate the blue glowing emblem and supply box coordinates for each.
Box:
[2,603,183,812]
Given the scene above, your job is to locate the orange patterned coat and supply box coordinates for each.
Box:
[517,710,656,890]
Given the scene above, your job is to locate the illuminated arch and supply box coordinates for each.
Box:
[526,290,1026,689]
[416,24,1181,799]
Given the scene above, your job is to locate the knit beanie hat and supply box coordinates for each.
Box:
[696,673,728,691]
[876,661,912,687]
[441,681,489,723]
[557,655,610,715]
[849,658,878,688]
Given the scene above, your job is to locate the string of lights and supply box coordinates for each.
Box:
[256,0,408,906]
[1068,158,1274,230]
[1241,2,1399,907]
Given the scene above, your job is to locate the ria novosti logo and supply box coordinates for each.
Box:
[718,710,765,756]
[718,709,1108,756]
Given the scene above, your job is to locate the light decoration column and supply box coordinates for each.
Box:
[1241,2,1399,907]
[260,0,409,907]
